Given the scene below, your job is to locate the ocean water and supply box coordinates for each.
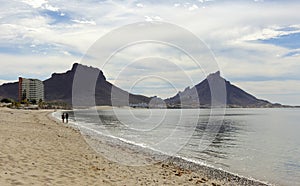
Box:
[56,108,300,185]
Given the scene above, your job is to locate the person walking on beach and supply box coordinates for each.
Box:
[61,113,65,123]
[65,113,69,123]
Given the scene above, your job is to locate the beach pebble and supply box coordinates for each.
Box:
[175,172,182,176]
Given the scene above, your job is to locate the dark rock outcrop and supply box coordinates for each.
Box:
[165,71,272,108]
[0,82,18,101]
[0,63,150,106]
[0,65,278,108]
[44,63,150,106]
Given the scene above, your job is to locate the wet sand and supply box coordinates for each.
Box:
[0,108,268,185]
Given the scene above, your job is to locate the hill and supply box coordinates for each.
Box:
[0,63,150,106]
[0,82,18,101]
[0,65,282,108]
[165,71,275,108]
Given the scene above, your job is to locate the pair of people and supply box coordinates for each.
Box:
[61,113,69,123]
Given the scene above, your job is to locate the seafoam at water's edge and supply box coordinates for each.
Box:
[51,111,271,186]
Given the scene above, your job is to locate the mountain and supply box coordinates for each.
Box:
[0,63,150,106]
[0,64,280,108]
[165,71,275,108]
[0,82,18,101]
[44,63,150,106]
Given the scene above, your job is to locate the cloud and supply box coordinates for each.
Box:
[282,50,300,57]
[188,4,199,11]
[136,3,144,8]
[234,80,300,105]
[89,41,208,88]
[21,0,48,9]
[42,3,59,12]
[0,79,13,86]
[72,19,96,25]
[258,32,300,49]
[0,53,78,81]
[21,0,59,12]
[144,15,162,22]
[0,0,300,104]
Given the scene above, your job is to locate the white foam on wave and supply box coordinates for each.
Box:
[51,110,272,186]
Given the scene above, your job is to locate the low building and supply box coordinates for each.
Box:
[18,77,44,103]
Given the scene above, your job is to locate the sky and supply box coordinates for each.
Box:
[0,0,300,105]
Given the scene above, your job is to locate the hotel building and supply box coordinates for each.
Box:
[18,77,44,103]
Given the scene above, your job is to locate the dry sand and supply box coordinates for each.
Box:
[0,107,263,186]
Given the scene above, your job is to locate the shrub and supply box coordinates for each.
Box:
[0,98,13,103]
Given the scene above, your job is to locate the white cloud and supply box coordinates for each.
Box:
[234,80,300,105]
[21,0,48,9]
[144,15,162,22]
[21,0,59,12]
[0,53,78,81]
[189,4,199,11]
[136,3,144,8]
[42,3,59,12]
[72,19,96,25]
[199,0,214,3]
[61,51,71,56]
[0,0,300,104]
[240,25,300,41]
[0,79,14,86]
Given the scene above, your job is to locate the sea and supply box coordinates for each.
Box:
[54,108,300,185]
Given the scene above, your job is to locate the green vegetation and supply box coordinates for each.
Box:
[38,99,44,108]
[20,99,29,105]
[1,97,70,110]
[6,101,20,109]
[42,101,71,110]
[31,99,37,105]
[0,98,13,103]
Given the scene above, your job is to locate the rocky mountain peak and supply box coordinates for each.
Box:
[207,71,222,80]
[165,70,273,108]
[71,62,79,71]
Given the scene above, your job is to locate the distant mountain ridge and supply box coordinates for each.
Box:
[0,63,283,108]
[0,82,18,101]
[0,63,150,106]
[165,71,278,108]
[45,63,151,106]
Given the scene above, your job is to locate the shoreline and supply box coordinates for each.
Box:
[52,109,271,186]
[0,107,270,185]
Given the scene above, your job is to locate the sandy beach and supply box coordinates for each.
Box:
[0,107,267,186]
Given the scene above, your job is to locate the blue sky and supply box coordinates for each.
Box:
[0,0,300,105]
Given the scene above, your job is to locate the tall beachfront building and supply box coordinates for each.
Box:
[18,77,44,103]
